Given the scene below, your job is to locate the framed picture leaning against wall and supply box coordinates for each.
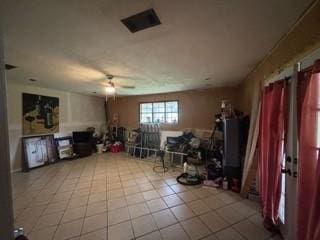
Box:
[22,134,58,171]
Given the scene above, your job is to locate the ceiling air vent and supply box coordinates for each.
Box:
[5,64,18,70]
[121,8,161,33]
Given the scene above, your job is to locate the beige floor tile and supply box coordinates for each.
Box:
[108,220,134,240]
[91,184,107,190]
[199,211,229,233]
[91,186,107,194]
[139,183,155,192]
[171,204,195,221]
[80,228,107,240]
[162,194,184,207]
[58,183,76,193]
[178,191,198,203]
[107,197,127,210]
[31,194,54,206]
[132,214,158,237]
[230,200,259,217]
[123,185,141,195]
[136,230,162,240]
[68,196,89,209]
[51,191,73,203]
[107,176,120,183]
[76,183,91,190]
[233,219,271,240]
[170,184,188,193]
[126,193,145,205]
[248,213,265,228]
[120,175,134,181]
[44,201,69,215]
[82,212,107,234]
[142,190,160,201]
[187,199,211,215]
[61,206,86,223]
[108,207,130,226]
[135,177,149,184]
[215,191,243,204]
[128,202,151,219]
[202,196,226,210]
[122,180,137,187]
[181,217,211,240]
[72,188,90,198]
[78,176,92,183]
[151,180,168,189]
[152,209,178,229]
[160,223,190,240]
[147,174,162,181]
[107,189,124,200]
[202,234,219,240]
[215,227,245,240]
[107,182,122,191]
[18,205,47,220]
[28,226,57,240]
[157,186,175,197]
[34,211,64,230]
[88,192,107,204]
[191,188,212,199]
[216,206,245,224]
[147,198,168,212]
[54,219,83,240]
[164,178,177,186]
[86,201,107,216]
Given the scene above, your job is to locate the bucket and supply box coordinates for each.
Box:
[96,144,104,153]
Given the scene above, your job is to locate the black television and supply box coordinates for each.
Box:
[73,131,92,143]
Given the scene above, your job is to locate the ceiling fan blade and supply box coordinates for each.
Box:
[115,84,136,89]
[112,74,143,81]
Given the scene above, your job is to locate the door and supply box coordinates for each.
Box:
[278,64,299,240]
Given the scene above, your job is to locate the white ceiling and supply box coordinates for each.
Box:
[3,0,313,96]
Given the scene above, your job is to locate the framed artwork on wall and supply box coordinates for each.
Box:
[22,93,59,135]
[22,134,58,171]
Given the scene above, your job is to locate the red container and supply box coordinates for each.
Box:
[110,144,124,153]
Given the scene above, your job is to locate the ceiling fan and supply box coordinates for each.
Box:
[104,74,135,95]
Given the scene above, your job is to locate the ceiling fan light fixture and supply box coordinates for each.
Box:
[105,86,115,94]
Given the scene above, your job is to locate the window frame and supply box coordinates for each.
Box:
[139,100,179,124]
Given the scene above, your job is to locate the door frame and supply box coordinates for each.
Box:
[0,22,15,239]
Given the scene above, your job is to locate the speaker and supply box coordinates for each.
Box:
[223,119,241,178]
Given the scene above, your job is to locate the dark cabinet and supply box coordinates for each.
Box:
[223,118,241,178]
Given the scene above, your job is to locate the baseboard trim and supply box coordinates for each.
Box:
[11,168,22,173]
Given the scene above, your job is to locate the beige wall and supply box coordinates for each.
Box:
[238,0,320,114]
[7,83,106,172]
[107,87,240,131]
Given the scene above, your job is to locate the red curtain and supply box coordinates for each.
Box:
[297,59,320,240]
[259,80,288,226]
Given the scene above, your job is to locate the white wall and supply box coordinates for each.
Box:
[6,83,106,172]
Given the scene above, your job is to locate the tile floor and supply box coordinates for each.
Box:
[12,153,280,240]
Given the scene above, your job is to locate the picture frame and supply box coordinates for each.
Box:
[54,136,76,160]
[22,134,58,171]
[22,93,59,135]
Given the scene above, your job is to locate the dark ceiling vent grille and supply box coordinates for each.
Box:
[5,64,18,70]
[121,8,161,33]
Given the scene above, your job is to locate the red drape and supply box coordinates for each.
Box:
[297,59,320,240]
[259,80,288,226]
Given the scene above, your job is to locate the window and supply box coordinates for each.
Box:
[140,101,178,124]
